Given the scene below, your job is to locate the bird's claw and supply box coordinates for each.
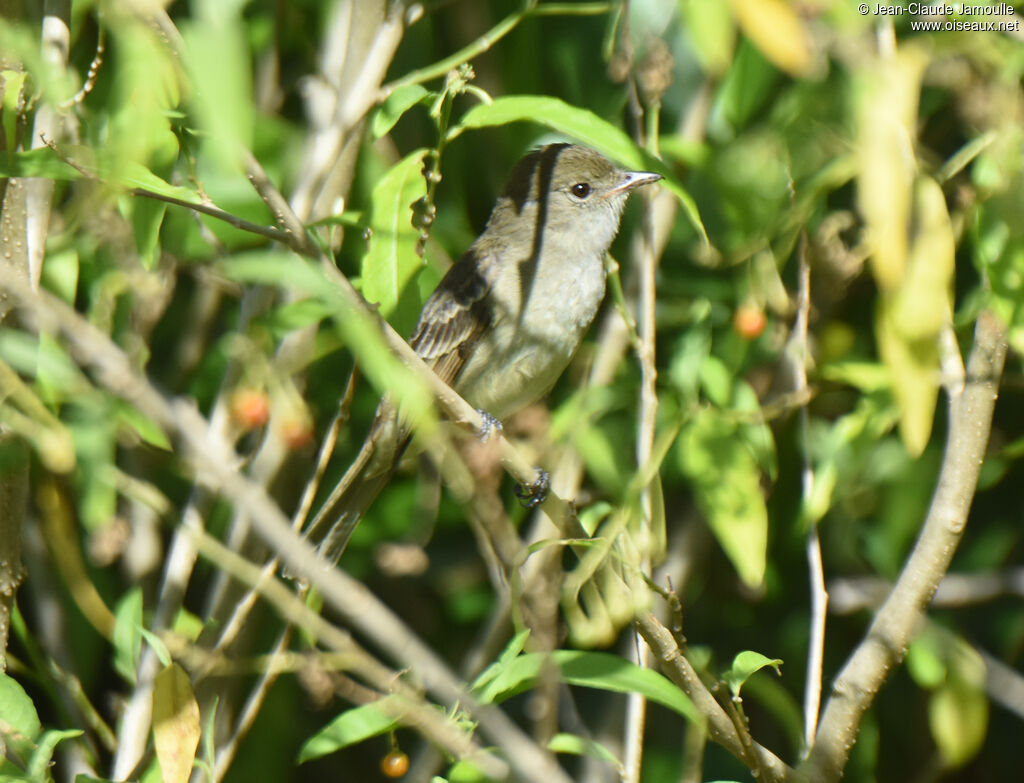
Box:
[476,409,503,442]
[515,468,549,509]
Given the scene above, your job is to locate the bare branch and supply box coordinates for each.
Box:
[0,275,575,783]
[636,612,806,783]
[803,311,1008,782]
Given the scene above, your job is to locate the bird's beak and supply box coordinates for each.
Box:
[608,170,662,196]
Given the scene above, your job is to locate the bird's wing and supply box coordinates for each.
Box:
[409,246,493,387]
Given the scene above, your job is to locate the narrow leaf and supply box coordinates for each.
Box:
[112,588,144,685]
[362,149,430,336]
[152,664,201,783]
[374,84,430,138]
[474,650,700,725]
[298,698,401,763]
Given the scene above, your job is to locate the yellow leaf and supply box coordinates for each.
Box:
[893,176,955,341]
[857,47,928,292]
[152,663,200,783]
[730,0,813,77]
[876,300,938,456]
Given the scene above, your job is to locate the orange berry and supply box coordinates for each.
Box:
[279,414,313,450]
[733,305,767,340]
[380,750,409,778]
[229,388,270,430]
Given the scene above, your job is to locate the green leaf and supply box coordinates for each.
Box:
[264,298,335,336]
[547,733,621,769]
[373,84,430,139]
[112,588,144,685]
[471,629,531,693]
[1,69,26,154]
[679,0,736,76]
[27,729,83,780]
[139,627,172,667]
[180,10,253,167]
[297,698,401,763]
[41,248,79,304]
[698,355,733,408]
[116,402,172,451]
[709,40,780,135]
[722,651,783,698]
[447,760,491,783]
[906,632,947,691]
[129,198,168,271]
[362,148,430,336]
[929,679,988,768]
[473,650,700,725]
[456,96,707,243]
[677,409,768,587]
[217,251,438,437]
[0,672,42,760]
[0,148,81,179]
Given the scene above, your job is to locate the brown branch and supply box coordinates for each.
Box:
[636,612,806,783]
[802,310,1007,782]
[0,275,575,783]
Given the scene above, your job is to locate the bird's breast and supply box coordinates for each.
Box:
[454,249,606,418]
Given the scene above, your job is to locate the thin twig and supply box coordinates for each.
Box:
[636,612,804,783]
[792,233,826,753]
[0,276,575,783]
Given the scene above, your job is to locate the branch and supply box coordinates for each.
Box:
[636,612,806,783]
[0,276,575,783]
[803,311,1007,782]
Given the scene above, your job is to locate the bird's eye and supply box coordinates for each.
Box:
[570,182,591,199]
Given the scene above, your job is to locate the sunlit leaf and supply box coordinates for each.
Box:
[893,177,955,342]
[680,0,737,75]
[730,0,812,77]
[856,46,927,292]
[117,401,172,451]
[112,588,144,685]
[298,698,401,763]
[929,671,988,767]
[374,84,430,138]
[26,729,84,779]
[722,650,782,697]
[547,733,622,769]
[0,672,42,760]
[180,8,253,167]
[363,148,430,336]
[906,630,947,690]
[152,664,201,783]
[678,409,768,587]
[473,650,700,725]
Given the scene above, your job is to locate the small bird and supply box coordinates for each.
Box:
[304,143,661,564]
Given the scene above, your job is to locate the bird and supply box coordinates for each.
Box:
[303,142,661,565]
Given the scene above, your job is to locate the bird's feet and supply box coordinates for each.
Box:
[476,409,503,442]
[515,468,550,509]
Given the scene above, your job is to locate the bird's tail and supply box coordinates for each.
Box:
[297,401,410,570]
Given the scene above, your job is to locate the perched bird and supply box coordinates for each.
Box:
[304,143,661,564]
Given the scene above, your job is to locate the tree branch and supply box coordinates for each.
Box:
[636,612,806,783]
[0,275,575,783]
[803,311,1007,782]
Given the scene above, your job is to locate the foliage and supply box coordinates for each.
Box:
[0,1,1022,783]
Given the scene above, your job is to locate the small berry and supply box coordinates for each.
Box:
[380,750,409,778]
[734,305,767,340]
[279,414,313,450]
[229,389,270,430]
